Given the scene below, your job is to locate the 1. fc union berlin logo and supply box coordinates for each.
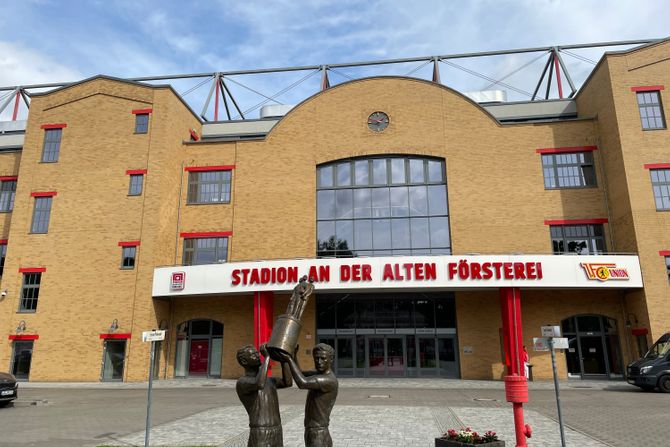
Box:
[581,263,630,281]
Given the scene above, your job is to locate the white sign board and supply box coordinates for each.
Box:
[533,337,549,351]
[152,254,643,297]
[552,337,569,349]
[142,330,166,342]
[541,325,561,338]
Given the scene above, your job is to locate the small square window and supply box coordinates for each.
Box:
[42,128,62,162]
[0,243,6,276]
[636,91,666,130]
[649,169,670,210]
[128,174,144,196]
[665,257,670,283]
[121,246,137,269]
[135,114,149,134]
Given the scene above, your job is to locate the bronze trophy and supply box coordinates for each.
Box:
[267,275,314,361]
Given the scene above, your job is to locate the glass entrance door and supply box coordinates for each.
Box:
[386,337,405,377]
[189,339,210,375]
[438,337,459,378]
[580,336,607,376]
[102,340,126,381]
[11,341,33,380]
[336,337,355,376]
[368,337,385,376]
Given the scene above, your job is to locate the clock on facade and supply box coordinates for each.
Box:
[367,111,389,132]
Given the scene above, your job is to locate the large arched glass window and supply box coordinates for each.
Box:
[317,156,450,257]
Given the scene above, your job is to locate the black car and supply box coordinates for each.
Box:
[627,332,670,392]
[0,372,18,407]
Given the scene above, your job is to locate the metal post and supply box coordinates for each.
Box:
[214,74,220,121]
[12,91,20,121]
[553,49,564,99]
[549,338,566,447]
[144,340,156,447]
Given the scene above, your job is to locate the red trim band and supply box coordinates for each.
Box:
[631,85,665,92]
[126,169,147,175]
[544,218,608,225]
[31,191,57,197]
[0,176,18,181]
[659,250,670,257]
[631,328,649,336]
[118,241,141,247]
[131,108,152,115]
[9,335,39,341]
[644,163,670,170]
[40,123,67,130]
[184,165,235,172]
[19,267,46,273]
[536,146,598,154]
[189,129,200,141]
[99,333,132,339]
[180,231,232,238]
[0,240,7,245]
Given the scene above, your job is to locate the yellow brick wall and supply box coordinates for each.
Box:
[1,41,668,382]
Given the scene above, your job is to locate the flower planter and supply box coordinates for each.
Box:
[435,438,505,447]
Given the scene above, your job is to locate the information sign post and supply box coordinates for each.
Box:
[536,326,568,447]
[142,330,166,447]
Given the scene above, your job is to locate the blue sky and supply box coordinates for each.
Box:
[0,0,668,120]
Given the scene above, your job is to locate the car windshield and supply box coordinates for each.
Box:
[644,340,670,359]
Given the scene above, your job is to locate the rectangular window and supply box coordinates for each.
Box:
[187,171,232,204]
[665,257,670,284]
[128,174,144,196]
[650,169,670,210]
[19,272,41,312]
[542,152,596,189]
[0,180,16,212]
[550,224,606,255]
[183,237,228,265]
[31,197,52,233]
[121,246,136,269]
[42,128,62,162]
[637,91,666,130]
[135,113,149,134]
[0,243,6,276]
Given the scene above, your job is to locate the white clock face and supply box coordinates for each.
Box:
[368,111,389,132]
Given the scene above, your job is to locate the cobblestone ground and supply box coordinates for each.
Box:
[109,404,606,447]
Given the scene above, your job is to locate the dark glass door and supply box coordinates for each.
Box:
[368,338,385,376]
[337,337,355,376]
[438,337,459,378]
[580,336,607,375]
[386,337,405,377]
[189,340,210,375]
[102,340,126,381]
[418,337,437,376]
[11,341,33,380]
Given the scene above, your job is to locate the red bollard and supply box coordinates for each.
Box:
[504,375,532,447]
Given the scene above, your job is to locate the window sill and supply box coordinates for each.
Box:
[0,210,12,213]
[185,201,232,206]
[134,131,149,135]
[17,310,37,314]
[120,266,135,270]
[642,127,667,131]
[544,185,598,190]
[28,232,49,235]
[127,194,142,197]
[39,160,59,164]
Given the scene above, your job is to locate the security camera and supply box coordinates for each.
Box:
[0,290,7,297]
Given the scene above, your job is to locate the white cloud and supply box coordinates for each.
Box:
[0,41,81,86]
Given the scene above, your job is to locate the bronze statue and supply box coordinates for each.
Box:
[278,343,338,447]
[267,275,315,361]
[236,344,293,447]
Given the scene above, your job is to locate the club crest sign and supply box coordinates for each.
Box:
[581,263,629,281]
[171,271,186,291]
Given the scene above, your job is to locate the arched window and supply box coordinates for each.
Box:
[316,156,450,257]
[174,319,224,378]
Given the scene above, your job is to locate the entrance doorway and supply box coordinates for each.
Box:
[174,319,223,378]
[562,315,623,379]
[11,341,33,381]
[101,340,127,381]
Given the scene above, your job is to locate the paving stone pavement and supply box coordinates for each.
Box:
[108,404,607,447]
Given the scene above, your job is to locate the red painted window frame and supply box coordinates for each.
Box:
[30,191,57,197]
[99,333,132,339]
[535,146,598,154]
[180,231,232,238]
[189,129,200,141]
[0,176,18,181]
[659,250,670,256]
[184,165,235,172]
[9,334,39,341]
[118,241,141,247]
[125,169,147,175]
[544,218,608,225]
[40,123,67,130]
[644,163,670,170]
[131,108,152,115]
[19,267,46,273]
[630,85,665,92]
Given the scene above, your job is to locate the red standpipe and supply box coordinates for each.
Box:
[553,51,564,99]
[500,287,532,447]
[254,291,274,373]
[12,91,20,121]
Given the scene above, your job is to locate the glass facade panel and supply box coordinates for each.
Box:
[317,157,449,258]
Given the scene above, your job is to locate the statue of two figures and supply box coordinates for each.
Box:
[236,276,338,447]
